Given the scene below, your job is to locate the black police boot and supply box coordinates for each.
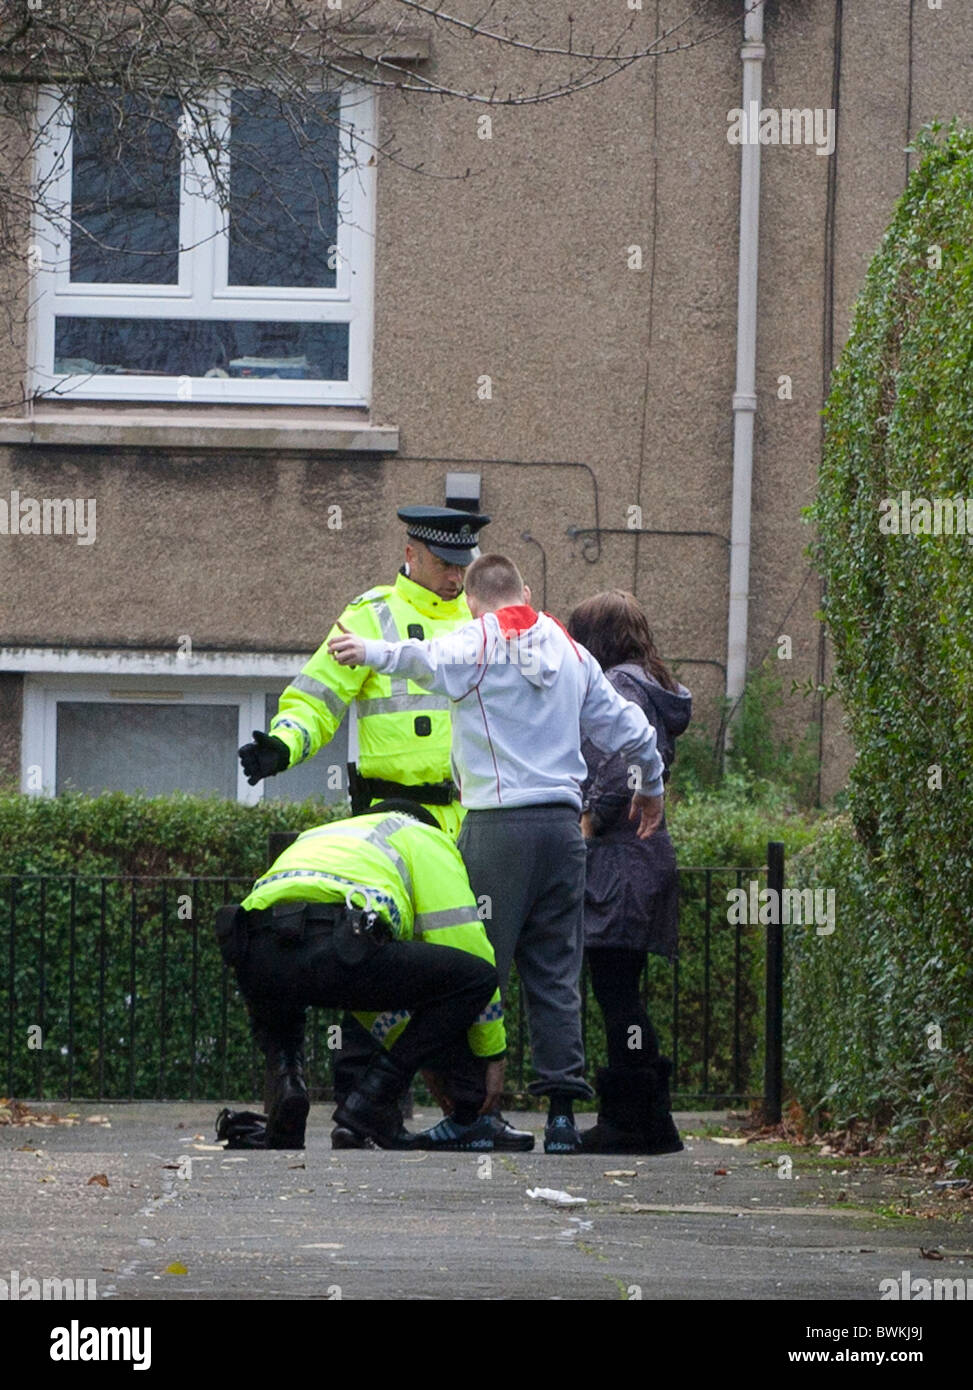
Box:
[264,1044,309,1149]
[330,1090,374,1150]
[333,1052,414,1150]
[331,1124,374,1150]
[482,1110,535,1152]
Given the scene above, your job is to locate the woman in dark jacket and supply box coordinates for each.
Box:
[567,591,692,1154]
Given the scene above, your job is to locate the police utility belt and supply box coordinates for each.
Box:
[348,765,457,812]
[361,775,457,806]
[215,898,391,969]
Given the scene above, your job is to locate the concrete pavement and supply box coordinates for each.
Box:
[1,1101,970,1301]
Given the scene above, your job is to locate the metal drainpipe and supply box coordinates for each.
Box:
[725,0,766,745]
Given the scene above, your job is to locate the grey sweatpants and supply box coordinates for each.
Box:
[457,804,593,1099]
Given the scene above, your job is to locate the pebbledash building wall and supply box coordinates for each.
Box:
[0,0,969,808]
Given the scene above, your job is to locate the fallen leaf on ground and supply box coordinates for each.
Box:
[603,1169,637,1178]
[1,1099,81,1126]
[87,1173,110,1187]
[713,1168,729,1176]
[712,1137,748,1147]
[164,1262,188,1275]
[919,1247,944,1260]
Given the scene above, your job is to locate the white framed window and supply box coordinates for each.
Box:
[19,665,349,807]
[28,84,376,407]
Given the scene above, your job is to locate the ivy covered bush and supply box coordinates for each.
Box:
[798,123,973,1156]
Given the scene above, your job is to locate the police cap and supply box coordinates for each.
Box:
[397,505,491,566]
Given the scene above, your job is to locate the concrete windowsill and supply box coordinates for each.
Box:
[333,31,430,63]
[0,409,399,454]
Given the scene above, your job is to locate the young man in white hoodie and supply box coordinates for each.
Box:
[329,554,665,1153]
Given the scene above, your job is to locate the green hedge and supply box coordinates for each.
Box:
[0,786,343,879]
[802,122,973,1156]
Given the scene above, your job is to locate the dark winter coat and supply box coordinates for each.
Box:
[580,663,692,960]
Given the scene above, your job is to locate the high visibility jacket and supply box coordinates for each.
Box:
[270,571,470,838]
[240,811,505,1059]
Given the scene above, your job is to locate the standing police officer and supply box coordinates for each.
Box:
[237,506,532,1151]
[238,506,488,830]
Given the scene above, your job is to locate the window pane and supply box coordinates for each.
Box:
[53,318,349,381]
[56,703,237,798]
[229,91,340,289]
[263,693,350,805]
[70,90,181,284]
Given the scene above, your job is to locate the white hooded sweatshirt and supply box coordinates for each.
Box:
[361,604,664,812]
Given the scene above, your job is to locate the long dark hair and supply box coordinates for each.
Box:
[567,590,678,692]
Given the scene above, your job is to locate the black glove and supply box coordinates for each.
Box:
[238,730,289,786]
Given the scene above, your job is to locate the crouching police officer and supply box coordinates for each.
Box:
[213,800,506,1149]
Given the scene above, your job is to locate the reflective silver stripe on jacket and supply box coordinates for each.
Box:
[414,905,481,933]
[372,599,400,644]
[290,673,347,720]
[271,717,311,763]
[357,693,448,717]
[249,868,401,930]
[371,599,410,699]
[294,816,414,906]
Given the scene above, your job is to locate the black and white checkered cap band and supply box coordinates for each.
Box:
[407,524,476,545]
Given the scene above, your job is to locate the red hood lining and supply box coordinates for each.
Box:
[495,604,538,635]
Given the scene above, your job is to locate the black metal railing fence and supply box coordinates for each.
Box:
[0,844,785,1114]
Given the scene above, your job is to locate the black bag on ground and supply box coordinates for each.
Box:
[216,1107,269,1149]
